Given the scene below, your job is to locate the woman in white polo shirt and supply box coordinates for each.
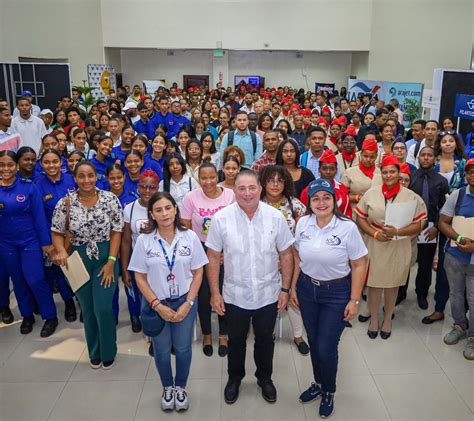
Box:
[290,178,368,419]
[128,191,208,413]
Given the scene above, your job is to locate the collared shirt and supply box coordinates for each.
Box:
[128,228,208,300]
[220,129,263,168]
[410,168,449,223]
[407,139,428,168]
[250,151,276,173]
[295,215,367,281]
[205,202,295,310]
[13,105,41,118]
[0,127,21,152]
[240,104,255,114]
[300,149,321,179]
[11,115,47,154]
[123,199,149,247]
[158,175,199,208]
[291,130,306,152]
[133,119,156,140]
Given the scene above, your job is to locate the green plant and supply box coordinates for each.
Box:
[72,80,100,113]
[403,98,421,127]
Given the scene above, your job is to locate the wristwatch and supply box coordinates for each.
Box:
[186,299,195,307]
[281,287,290,294]
[349,299,360,305]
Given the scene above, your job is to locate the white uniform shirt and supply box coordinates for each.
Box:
[11,114,47,154]
[128,228,208,300]
[407,139,426,168]
[205,202,295,310]
[295,214,367,281]
[123,199,149,248]
[158,175,199,208]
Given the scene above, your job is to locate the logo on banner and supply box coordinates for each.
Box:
[454,94,474,121]
[468,100,474,110]
[348,82,381,101]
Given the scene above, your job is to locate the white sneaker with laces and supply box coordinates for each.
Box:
[161,386,174,411]
[174,386,189,411]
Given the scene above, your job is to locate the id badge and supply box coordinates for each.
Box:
[168,273,179,299]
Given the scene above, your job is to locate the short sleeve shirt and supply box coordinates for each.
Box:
[123,200,149,248]
[295,215,368,280]
[128,229,208,300]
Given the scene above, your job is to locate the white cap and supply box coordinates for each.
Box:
[40,108,53,116]
[122,102,137,111]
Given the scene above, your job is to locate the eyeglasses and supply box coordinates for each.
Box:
[138,184,157,190]
[187,148,201,152]
[439,130,456,136]
[266,178,284,186]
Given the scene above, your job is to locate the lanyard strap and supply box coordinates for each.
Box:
[158,239,179,274]
[384,193,399,206]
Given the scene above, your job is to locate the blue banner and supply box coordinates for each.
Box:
[454,94,474,121]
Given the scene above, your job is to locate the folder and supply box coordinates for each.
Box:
[60,251,90,292]
[450,216,474,247]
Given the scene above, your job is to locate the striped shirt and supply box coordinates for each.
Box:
[205,201,294,310]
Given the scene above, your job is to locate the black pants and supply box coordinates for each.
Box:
[415,243,438,298]
[225,301,278,382]
[198,265,226,336]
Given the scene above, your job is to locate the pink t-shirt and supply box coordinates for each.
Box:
[181,187,235,242]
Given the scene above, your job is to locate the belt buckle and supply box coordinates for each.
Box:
[311,278,320,286]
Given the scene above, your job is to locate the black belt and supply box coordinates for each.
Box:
[302,273,350,286]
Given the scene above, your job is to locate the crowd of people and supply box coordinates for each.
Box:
[0,83,473,418]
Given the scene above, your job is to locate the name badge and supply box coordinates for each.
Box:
[44,194,53,202]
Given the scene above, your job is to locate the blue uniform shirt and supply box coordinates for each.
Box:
[112,146,130,165]
[124,174,139,194]
[133,119,157,140]
[0,176,51,247]
[142,153,163,181]
[89,156,115,177]
[35,173,77,228]
[117,190,140,209]
[172,114,192,131]
[150,112,178,139]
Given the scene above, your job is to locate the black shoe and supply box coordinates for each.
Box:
[345,321,353,328]
[224,380,240,404]
[396,292,407,306]
[422,312,445,325]
[417,296,429,310]
[362,293,367,301]
[367,329,378,339]
[64,299,77,322]
[203,344,213,357]
[102,359,115,370]
[380,330,391,340]
[131,316,142,333]
[294,339,310,355]
[148,342,154,357]
[218,344,228,357]
[40,317,58,337]
[358,314,370,323]
[0,306,14,324]
[257,379,277,403]
[20,315,35,334]
[32,303,40,315]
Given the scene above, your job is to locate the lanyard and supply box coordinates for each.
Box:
[158,239,179,278]
[384,193,399,206]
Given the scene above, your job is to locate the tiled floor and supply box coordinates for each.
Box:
[0,271,473,421]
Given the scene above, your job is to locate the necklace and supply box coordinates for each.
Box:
[78,191,97,201]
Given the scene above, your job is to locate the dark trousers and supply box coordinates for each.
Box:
[199,242,226,336]
[433,234,450,312]
[297,273,350,393]
[415,243,438,298]
[225,301,278,382]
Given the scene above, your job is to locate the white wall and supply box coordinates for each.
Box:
[350,52,369,80]
[368,0,473,88]
[101,0,372,51]
[0,0,104,84]
[119,49,352,90]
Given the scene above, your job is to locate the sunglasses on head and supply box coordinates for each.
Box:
[439,130,456,136]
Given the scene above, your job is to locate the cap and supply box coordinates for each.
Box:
[465,158,474,171]
[123,102,137,111]
[344,126,357,136]
[400,162,411,175]
[308,178,335,197]
[39,108,53,116]
[362,138,378,152]
[331,118,341,127]
[381,153,400,168]
[21,90,32,96]
[319,149,337,164]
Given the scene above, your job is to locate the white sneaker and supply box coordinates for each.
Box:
[161,386,174,411]
[174,386,189,411]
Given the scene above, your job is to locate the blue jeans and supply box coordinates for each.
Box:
[151,295,197,388]
[297,272,350,393]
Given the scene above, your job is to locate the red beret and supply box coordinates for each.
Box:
[322,106,331,114]
[331,118,341,127]
[381,153,400,168]
[400,162,411,175]
[290,104,300,110]
[344,126,357,136]
[362,138,378,152]
[318,117,328,125]
[319,149,338,164]
[281,98,289,104]
[338,115,347,124]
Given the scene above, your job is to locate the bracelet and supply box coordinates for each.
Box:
[373,231,380,239]
[150,298,159,308]
[108,255,117,262]
[456,234,463,243]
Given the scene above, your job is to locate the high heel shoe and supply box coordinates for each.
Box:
[380,320,392,340]
[358,314,371,323]
[367,321,378,339]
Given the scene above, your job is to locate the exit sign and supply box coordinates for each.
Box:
[213,50,224,57]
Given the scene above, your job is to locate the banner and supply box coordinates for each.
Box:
[315,83,335,94]
[454,94,474,121]
[87,64,116,99]
[143,80,166,95]
[348,79,423,126]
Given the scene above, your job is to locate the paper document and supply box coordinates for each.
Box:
[60,251,90,292]
[450,216,474,247]
[418,222,437,244]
